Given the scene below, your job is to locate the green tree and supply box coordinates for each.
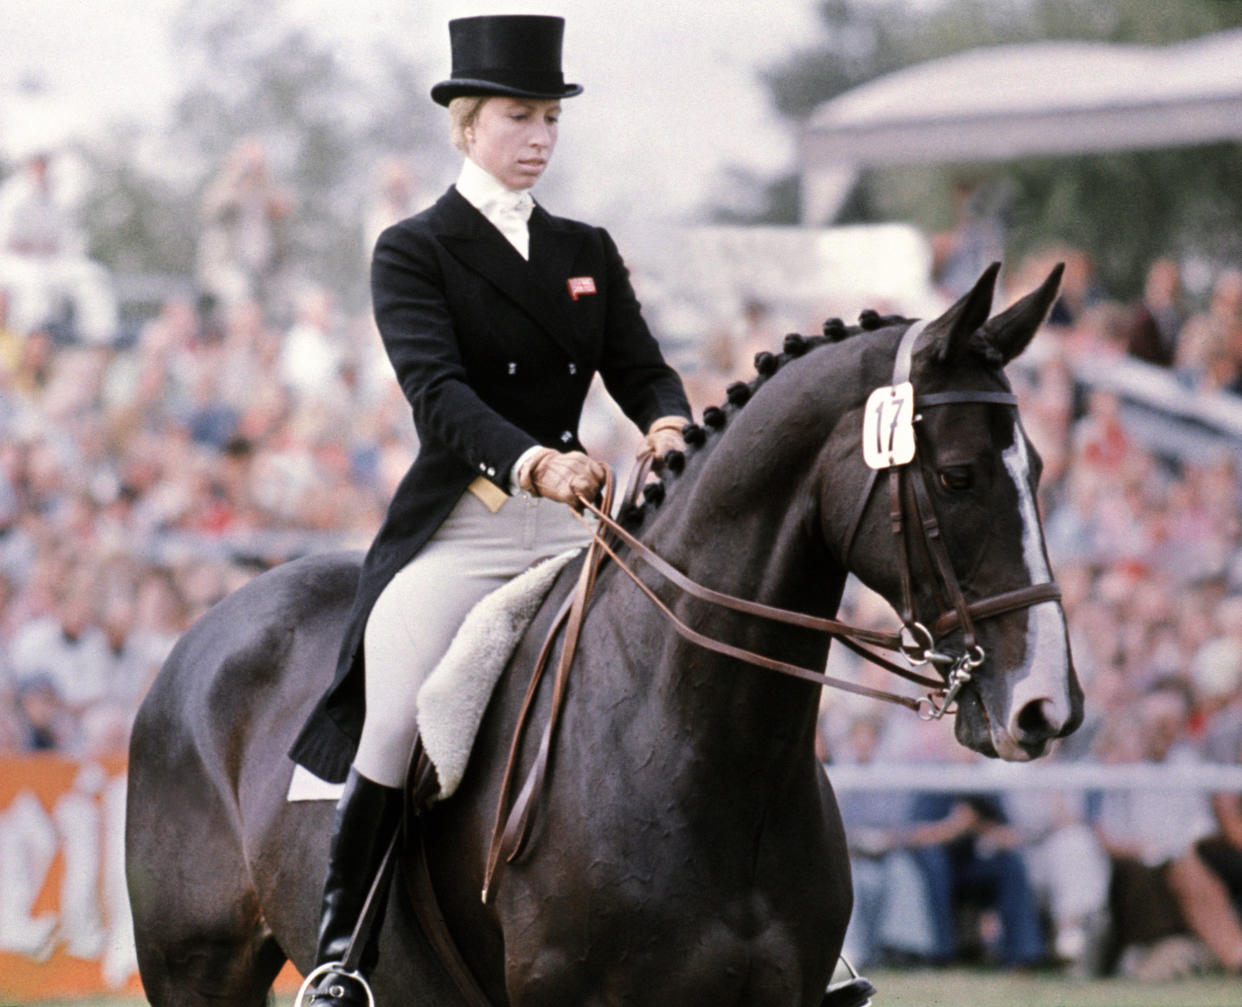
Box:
[79,125,199,281]
[79,0,447,315]
[748,0,1242,297]
[168,0,422,307]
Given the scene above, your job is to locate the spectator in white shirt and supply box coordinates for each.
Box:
[0,152,118,344]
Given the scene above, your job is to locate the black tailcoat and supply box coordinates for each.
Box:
[290,186,690,781]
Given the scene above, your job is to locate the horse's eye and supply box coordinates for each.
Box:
[938,467,974,492]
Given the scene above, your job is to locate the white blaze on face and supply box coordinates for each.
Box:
[996,420,1071,758]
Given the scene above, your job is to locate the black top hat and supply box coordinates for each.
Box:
[430,15,583,107]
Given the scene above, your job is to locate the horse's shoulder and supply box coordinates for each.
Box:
[538,551,584,618]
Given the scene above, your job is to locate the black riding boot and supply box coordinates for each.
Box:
[306,768,404,1005]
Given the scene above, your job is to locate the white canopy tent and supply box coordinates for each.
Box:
[799,29,1242,224]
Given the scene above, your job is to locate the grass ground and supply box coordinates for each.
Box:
[865,966,1241,1006]
[11,969,1241,1007]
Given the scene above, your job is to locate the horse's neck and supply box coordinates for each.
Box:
[623,422,847,770]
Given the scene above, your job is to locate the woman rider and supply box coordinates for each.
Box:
[289,14,693,1004]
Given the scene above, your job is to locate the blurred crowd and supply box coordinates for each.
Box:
[0,140,424,758]
[1,142,1242,980]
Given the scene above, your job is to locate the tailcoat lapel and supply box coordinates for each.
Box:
[435,188,585,360]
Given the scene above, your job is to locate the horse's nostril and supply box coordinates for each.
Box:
[1015,698,1061,739]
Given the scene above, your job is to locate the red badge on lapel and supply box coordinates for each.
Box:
[567,276,597,301]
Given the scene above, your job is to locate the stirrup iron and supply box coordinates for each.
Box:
[822,954,875,1007]
[296,961,376,1007]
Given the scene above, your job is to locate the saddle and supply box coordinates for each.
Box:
[285,549,581,806]
[415,547,581,800]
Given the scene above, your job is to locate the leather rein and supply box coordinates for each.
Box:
[481,318,1062,904]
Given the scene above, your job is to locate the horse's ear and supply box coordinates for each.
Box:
[922,262,1001,364]
[981,263,1065,364]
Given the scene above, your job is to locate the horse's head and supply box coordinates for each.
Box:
[826,264,1083,760]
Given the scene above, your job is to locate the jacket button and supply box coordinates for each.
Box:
[561,431,573,443]
[568,362,577,375]
[508,362,517,375]
[487,467,496,477]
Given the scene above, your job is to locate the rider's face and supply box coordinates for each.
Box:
[465,97,560,191]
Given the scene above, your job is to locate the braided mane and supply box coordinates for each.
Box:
[619,309,913,531]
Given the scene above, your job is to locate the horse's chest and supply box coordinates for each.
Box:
[500,855,841,1005]
[507,913,820,1006]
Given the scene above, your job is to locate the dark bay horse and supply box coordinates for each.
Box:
[126,264,1082,1006]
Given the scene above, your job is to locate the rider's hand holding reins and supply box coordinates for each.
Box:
[640,416,686,470]
[519,448,608,511]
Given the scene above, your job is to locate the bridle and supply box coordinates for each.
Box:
[836,317,1063,714]
[482,319,1061,902]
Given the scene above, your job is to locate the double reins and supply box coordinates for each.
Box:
[482,466,625,904]
[577,488,943,708]
[482,319,1062,902]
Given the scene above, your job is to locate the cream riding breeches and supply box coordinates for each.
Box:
[351,489,591,788]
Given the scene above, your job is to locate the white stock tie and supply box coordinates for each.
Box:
[492,191,534,259]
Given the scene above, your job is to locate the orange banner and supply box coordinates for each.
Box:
[0,755,303,1000]
[0,755,141,999]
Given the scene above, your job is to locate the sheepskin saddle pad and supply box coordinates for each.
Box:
[288,548,580,803]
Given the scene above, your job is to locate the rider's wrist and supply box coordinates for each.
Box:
[517,447,554,496]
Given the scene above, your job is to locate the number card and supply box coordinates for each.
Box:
[862,382,916,469]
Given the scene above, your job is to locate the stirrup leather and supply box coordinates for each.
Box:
[297,961,376,1007]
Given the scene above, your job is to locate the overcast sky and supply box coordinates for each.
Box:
[0,0,829,221]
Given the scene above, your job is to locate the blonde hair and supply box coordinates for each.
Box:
[448,96,489,154]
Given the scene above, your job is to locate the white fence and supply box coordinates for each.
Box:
[826,761,1242,792]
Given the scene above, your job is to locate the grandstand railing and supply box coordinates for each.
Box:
[827,760,1242,792]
